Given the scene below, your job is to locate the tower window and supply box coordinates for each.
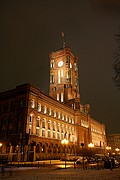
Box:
[50,60,54,68]
[61,92,63,102]
[50,74,54,84]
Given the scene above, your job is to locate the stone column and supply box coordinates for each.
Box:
[8,145,13,161]
[33,145,36,161]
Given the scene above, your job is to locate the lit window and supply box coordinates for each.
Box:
[50,60,54,68]
[31,99,35,108]
[61,92,63,102]
[36,117,40,127]
[62,114,64,120]
[57,123,60,131]
[50,74,54,84]
[72,118,74,124]
[57,93,59,101]
[69,117,71,123]
[53,110,56,117]
[58,112,60,119]
[38,103,41,112]
[48,120,51,130]
[42,119,46,128]
[53,121,56,131]
[44,106,47,114]
[48,108,51,115]
[61,124,64,132]
[42,129,45,137]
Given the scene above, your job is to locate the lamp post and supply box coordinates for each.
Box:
[106,146,113,171]
[61,138,68,169]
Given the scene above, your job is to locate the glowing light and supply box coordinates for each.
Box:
[106,146,111,150]
[88,143,94,148]
[61,139,68,145]
[115,148,119,152]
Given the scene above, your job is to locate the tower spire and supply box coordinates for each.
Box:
[61,32,66,48]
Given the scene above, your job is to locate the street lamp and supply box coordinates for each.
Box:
[88,143,94,148]
[61,138,68,168]
[106,146,113,171]
[115,148,120,155]
[88,143,94,156]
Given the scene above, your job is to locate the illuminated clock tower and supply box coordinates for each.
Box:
[49,41,80,108]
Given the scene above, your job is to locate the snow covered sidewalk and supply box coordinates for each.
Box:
[1,167,120,180]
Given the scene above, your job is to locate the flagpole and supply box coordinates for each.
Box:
[61,32,66,48]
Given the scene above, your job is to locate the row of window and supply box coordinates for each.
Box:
[0,116,15,126]
[31,99,74,124]
[50,59,78,71]
[0,101,15,113]
[29,116,75,142]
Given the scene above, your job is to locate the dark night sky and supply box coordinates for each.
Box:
[0,0,120,134]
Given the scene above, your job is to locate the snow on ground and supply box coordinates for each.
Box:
[0,167,120,180]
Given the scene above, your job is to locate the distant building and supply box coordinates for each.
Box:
[0,45,106,161]
[107,134,120,155]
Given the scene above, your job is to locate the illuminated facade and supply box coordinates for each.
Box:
[0,46,106,161]
[107,134,120,154]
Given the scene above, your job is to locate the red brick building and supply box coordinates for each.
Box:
[0,46,106,161]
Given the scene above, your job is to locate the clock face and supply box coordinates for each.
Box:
[58,61,63,67]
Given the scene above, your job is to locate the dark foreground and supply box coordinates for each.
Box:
[1,167,120,180]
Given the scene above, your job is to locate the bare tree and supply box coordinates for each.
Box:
[113,31,120,90]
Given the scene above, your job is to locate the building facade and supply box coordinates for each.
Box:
[107,134,120,155]
[0,46,106,161]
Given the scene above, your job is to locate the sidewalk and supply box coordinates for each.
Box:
[1,166,120,180]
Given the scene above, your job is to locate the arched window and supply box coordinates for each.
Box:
[31,99,35,108]
[53,110,56,117]
[58,112,60,119]
[36,116,40,127]
[38,103,41,112]
[53,121,56,131]
[48,108,51,116]
[43,106,47,114]
[48,120,51,130]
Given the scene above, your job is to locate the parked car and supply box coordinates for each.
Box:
[87,157,96,164]
[114,159,119,168]
[104,158,119,169]
[76,157,87,164]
